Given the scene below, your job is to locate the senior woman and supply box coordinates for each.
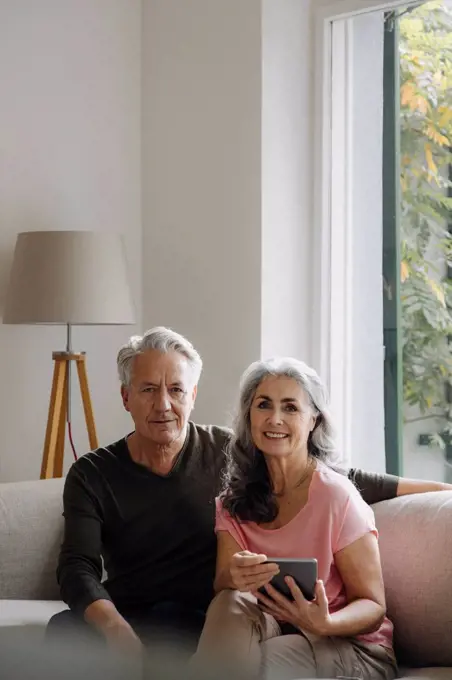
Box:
[192,357,398,680]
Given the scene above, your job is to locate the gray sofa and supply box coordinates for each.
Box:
[1,477,451,678]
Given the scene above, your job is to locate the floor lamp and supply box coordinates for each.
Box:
[3,230,135,479]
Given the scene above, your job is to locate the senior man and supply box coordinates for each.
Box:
[47,326,451,656]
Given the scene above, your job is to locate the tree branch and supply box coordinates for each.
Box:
[404,412,445,424]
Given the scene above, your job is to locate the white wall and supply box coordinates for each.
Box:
[0,0,384,481]
[0,0,141,481]
[261,0,312,360]
[142,0,316,427]
[142,0,263,426]
[0,0,318,480]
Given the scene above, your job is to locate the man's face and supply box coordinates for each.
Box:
[121,349,197,447]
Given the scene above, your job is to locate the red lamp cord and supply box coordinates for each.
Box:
[67,420,78,462]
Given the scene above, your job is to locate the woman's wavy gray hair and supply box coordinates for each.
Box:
[117,326,203,387]
[233,356,338,461]
[221,357,340,523]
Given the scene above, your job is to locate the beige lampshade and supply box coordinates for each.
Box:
[3,230,136,325]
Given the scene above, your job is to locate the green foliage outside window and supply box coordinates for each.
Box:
[398,1,452,445]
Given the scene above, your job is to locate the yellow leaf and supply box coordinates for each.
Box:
[424,143,437,175]
[424,123,450,147]
[428,279,446,306]
[437,132,449,146]
[414,95,428,115]
[438,106,452,129]
[401,260,409,282]
[401,82,416,107]
[400,82,430,115]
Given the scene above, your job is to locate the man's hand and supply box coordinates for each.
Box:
[229,551,280,593]
[84,599,143,656]
[102,618,143,656]
[256,578,332,636]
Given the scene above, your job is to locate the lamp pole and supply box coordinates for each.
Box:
[66,323,72,435]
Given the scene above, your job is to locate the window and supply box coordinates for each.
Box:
[383,2,452,480]
[313,0,452,478]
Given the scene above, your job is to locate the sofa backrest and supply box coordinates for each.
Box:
[0,478,64,600]
[2,475,451,668]
[373,490,452,667]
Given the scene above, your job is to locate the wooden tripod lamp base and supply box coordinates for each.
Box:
[41,352,99,480]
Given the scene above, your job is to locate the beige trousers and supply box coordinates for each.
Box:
[192,590,398,680]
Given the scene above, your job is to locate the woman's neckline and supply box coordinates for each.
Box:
[258,462,321,532]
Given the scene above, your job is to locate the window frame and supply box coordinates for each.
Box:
[382,14,403,475]
[311,0,422,468]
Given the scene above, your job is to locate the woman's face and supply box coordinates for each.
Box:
[250,375,317,458]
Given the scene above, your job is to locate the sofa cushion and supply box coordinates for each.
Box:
[0,478,64,599]
[0,599,67,628]
[373,491,452,667]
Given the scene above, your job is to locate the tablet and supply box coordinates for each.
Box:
[259,558,318,601]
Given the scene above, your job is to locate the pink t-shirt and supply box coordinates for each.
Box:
[215,462,393,649]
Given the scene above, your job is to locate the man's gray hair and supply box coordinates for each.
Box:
[117,326,203,387]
